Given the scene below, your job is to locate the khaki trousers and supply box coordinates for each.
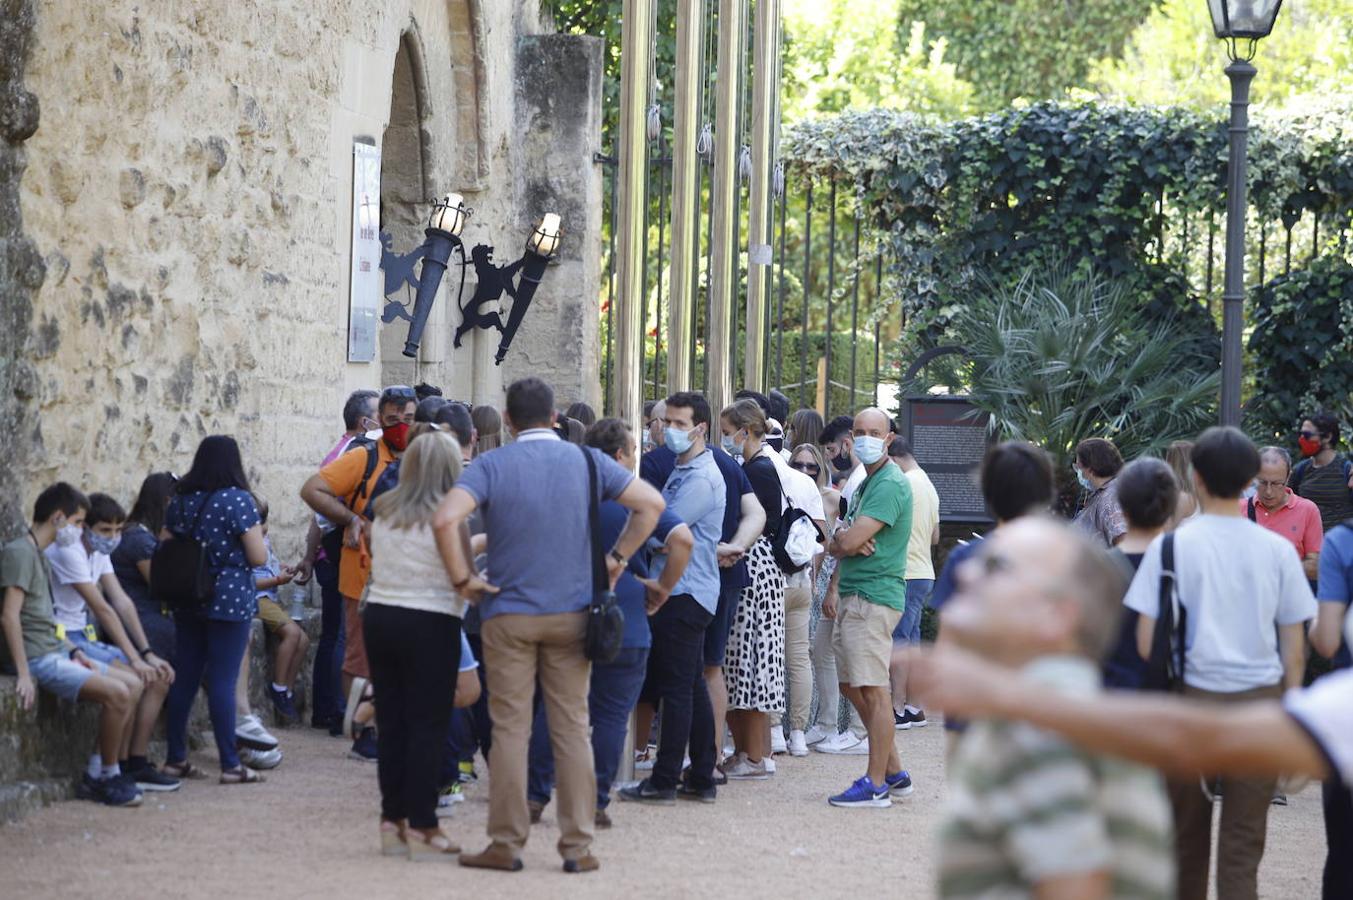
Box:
[784,581,813,732]
[1168,682,1282,900]
[481,611,594,860]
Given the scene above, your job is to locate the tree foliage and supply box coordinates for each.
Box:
[893,0,1157,111]
[1247,257,1353,444]
[913,263,1221,495]
[1089,0,1353,110]
[781,1,972,122]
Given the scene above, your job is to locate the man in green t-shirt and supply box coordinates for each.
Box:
[1,482,146,808]
[823,407,914,808]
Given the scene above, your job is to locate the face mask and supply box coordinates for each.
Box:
[855,435,886,466]
[767,437,783,454]
[1076,469,1094,491]
[721,434,738,455]
[364,428,383,442]
[665,425,698,455]
[87,531,121,556]
[382,421,410,452]
[55,523,82,548]
[831,449,853,472]
[1298,435,1322,458]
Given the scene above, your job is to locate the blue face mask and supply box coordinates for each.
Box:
[854,435,886,465]
[86,530,121,556]
[721,434,738,455]
[665,425,699,455]
[1076,469,1094,491]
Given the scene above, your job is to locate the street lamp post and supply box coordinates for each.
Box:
[1208,0,1283,427]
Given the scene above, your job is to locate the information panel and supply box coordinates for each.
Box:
[348,142,381,363]
[900,396,993,523]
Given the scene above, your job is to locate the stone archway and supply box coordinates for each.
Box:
[378,24,434,383]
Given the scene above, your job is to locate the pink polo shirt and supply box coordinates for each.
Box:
[1242,489,1324,559]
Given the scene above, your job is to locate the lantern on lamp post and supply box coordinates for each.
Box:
[1208,0,1283,427]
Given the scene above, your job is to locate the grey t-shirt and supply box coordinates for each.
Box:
[456,430,634,620]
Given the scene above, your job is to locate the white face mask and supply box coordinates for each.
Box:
[55,523,82,548]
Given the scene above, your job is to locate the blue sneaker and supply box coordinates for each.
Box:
[349,726,378,762]
[76,772,143,808]
[885,770,914,797]
[268,684,299,722]
[828,776,891,808]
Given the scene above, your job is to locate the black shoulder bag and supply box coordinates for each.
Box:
[581,446,624,663]
[150,491,218,613]
[1142,533,1186,692]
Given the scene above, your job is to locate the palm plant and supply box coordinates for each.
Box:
[915,262,1220,505]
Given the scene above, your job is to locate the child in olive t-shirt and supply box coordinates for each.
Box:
[0,483,147,807]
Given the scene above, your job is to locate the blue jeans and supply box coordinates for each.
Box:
[166,614,252,769]
[893,579,933,645]
[528,646,650,810]
[310,556,346,722]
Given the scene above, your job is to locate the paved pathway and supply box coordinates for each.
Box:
[0,720,1326,898]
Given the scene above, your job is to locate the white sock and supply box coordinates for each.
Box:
[100,762,121,780]
[272,682,288,693]
[904,705,922,715]
[87,754,103,779]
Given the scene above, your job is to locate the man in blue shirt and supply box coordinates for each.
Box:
[1314,519,1353,897]
[527,418,693,827]
[621,391,728,805]
[641,403,764,780]
[434,378,665,874]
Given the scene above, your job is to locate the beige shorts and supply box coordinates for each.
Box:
[830,593,902,687]
[256,597,292,635]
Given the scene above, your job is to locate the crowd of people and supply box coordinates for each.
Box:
[2,374,1351,894]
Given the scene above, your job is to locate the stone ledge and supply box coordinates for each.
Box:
[0,605,323,822]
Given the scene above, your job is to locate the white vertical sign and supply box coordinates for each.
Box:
[348,142,382,363]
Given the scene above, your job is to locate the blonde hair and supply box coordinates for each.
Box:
[373,430,463,530]
[720,398,767,438]
[790,443,830,490]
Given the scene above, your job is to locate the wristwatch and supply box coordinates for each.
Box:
[609,549,627,567]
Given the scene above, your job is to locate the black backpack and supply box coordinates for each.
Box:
[1141,533,1186,693]
[319,441,382,561]
[150,491,219,613]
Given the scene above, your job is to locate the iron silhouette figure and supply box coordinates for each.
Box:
[453,245,524,350]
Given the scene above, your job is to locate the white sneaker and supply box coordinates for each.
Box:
[239,746,283,769]
[724,752,772,781]
[803,723,833,746]
[634,747,656,771]
[235,714,279,751]
[816,731,869,755]
[764,756,777,774]
[343,676,369,740]
[788,729,809,757]
[770,725,788,755]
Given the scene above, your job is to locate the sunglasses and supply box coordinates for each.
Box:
[1298,431,1320,441]
[790,461,821,476]
[381,385,417,403]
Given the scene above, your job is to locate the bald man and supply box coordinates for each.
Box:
[929,518,1175,899]
[823,407,915,807]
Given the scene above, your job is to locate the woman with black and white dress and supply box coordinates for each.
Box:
[719,399,786,780]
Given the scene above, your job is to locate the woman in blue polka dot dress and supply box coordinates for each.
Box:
[161,436,270,784]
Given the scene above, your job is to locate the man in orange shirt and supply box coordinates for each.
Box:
[1244,446,1323,584]
[301,385,417,760]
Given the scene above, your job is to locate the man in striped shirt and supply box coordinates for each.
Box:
[934,517,1175,899]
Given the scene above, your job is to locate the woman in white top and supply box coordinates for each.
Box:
[363,429,473,861]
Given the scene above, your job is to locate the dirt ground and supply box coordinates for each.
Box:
[0,720,1327,899]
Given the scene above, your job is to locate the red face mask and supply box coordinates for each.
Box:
[382,422,410,452]
[1298,435,1322,458]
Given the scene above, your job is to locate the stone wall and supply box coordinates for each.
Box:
[5,0,603,559]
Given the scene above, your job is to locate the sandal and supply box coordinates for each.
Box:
[406,827,460,862]
[220,765,265,785]
[162,760,207,780]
